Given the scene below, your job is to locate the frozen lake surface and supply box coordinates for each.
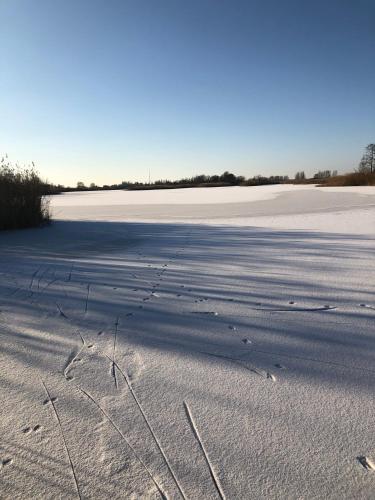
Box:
[51,184,375,234]
[1,185,374,498]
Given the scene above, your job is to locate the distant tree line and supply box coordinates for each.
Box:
[3,141,373,232]
[294,144,374,183]
[294,171,306,181]
[48,141,375,192]
[55,171,290,192]
[304,143,375,187]
[243,175,289,186]
[294,169,338,181]
[313,169,338,179]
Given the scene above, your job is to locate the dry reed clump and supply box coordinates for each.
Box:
[0,159,50,230]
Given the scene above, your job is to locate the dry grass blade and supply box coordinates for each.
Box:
[106,355,186,499]
[40,379,81,500]
[183,402,226,500]
[77,386,167,500]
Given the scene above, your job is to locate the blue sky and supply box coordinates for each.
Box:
[1,0,374,185]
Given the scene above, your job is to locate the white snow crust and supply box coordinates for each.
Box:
[1,184,374,499]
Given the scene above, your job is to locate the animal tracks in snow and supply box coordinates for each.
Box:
[194,297,209,304]
[359,304,375,311]
[0,458,13,469]
[43,397,58,405]
[4,229,375,498]
[357,456,375,471]
[22,424,42,434]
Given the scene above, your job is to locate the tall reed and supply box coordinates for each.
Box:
[0,159,50,230]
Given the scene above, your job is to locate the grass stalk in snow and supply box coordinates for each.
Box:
[77,386,167,499]
[183,402,226,500]
[107,356,187,499]
[111,316,120,388]
[41,379,81,499]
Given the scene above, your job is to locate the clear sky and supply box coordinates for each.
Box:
[1,0,374,186]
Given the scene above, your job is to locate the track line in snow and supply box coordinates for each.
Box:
[199,351,276,382]
[40,276,58,295]
[7,286,21,297]
[29,266,41,291]
[56,302,68,318]
[64,330,86,381]
[84,284,90,314]
[37,266,49,290]
[67,264,74,282]
[237,346,375,375]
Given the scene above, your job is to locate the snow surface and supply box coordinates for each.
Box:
[50,184,375,235]
[51,184,309,206]
[1,185,375,499]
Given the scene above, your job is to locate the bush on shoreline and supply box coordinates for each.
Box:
[318,171,375,187]
[0,160,50,231]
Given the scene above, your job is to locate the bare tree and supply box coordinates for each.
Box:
[358,144,375,173]
[295,171,305,181]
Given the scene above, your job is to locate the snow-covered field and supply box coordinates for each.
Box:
[1,185,374,499]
